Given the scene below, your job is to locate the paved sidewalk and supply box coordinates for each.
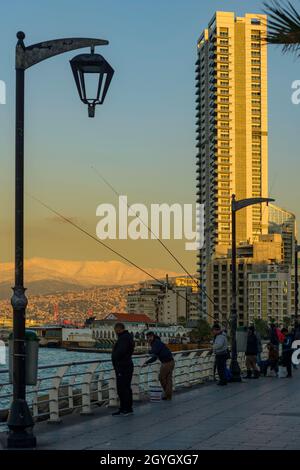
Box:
[1,372,300,450]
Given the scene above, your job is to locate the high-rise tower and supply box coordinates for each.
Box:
[196,12,268,317]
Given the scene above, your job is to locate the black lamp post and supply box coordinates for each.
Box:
[295,242,300,328]
[230,194,275,382]
[8,32,113,449]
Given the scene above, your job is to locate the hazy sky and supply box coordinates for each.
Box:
[1,0,300,275]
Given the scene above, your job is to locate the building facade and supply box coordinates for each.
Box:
[248,269,291,325]
[91,313,189,344]
[268,203,296,267]
[196,11,268,316]
[207,234,284,326]
[126,280,199,325]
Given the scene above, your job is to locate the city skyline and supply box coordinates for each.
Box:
[1,0,300,278]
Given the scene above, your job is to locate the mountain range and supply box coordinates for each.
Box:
[0,258,181,298]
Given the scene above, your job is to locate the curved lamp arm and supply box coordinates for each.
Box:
[16,32,109,70]
[232,195,275,212]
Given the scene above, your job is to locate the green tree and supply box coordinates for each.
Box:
[254,318,269,338]
[190,319,212,343]
[177,316,187,327]
[283,316,292,328]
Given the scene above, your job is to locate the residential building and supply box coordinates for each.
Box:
[248,269,291,325]
[207,234,284,326]
[196,11,268,317]
[126,280,199,325]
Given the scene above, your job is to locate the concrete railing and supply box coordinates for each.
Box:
[0,348,247,429]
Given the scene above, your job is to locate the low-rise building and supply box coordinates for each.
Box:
[91,313,189,344]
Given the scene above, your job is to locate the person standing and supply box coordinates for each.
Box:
[281,328,294,378]
[245,326,260,379]
[111,323,135,416]
[256,330,263,365]
[143,332,175,400]
[269,323,279,349]
[212,323,228,386]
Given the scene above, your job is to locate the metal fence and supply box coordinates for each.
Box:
[0,348,247,430]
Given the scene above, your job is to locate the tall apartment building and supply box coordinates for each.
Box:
[196,11,268,316]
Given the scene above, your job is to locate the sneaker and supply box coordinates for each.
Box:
[112,410,123,416]
[217,381,227,386]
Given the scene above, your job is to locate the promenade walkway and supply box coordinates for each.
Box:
[1,371,300,450]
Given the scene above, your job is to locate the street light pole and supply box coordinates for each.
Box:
[230,195,240,381]
[230,194,274,382]
[295,242,299,328]
[7,31,111,449]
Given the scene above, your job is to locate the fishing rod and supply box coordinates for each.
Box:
[28,192,221,322]
[91,165,226,320]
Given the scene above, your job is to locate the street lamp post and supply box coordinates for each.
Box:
[295,242,298,324]
[7,32,113,449]
[230,194,274,382]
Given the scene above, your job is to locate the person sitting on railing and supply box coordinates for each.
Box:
[111,323,135,416]
[142,332,175,401]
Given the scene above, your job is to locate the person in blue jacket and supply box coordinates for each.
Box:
[281,328,294,378]
[143,332,175,400]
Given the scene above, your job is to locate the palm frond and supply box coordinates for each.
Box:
[263,0,300,55]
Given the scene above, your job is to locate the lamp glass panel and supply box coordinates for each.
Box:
[82,72,101,102]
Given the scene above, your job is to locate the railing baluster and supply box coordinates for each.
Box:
[81,363,99,415]
[108,369,118,408]
[48,365,69,424]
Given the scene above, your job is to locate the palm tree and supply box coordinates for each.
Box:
[264,1,300,55]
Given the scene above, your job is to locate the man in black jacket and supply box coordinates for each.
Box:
[111,323,135,416]
[245,326,260,379]
[143,332,174,400]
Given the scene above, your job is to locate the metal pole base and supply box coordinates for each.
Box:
[7,399,36,448]
[7,430,36,449]
[230,358,242,383]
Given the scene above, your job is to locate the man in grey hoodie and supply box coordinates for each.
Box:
[212,323,228,386]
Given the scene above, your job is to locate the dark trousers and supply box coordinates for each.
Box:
[215,353,227,384]
[159,360,175,399]
[283,351,292,377]
[115,362,133,412]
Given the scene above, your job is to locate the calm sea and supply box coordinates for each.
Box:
[0,347,111,419]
